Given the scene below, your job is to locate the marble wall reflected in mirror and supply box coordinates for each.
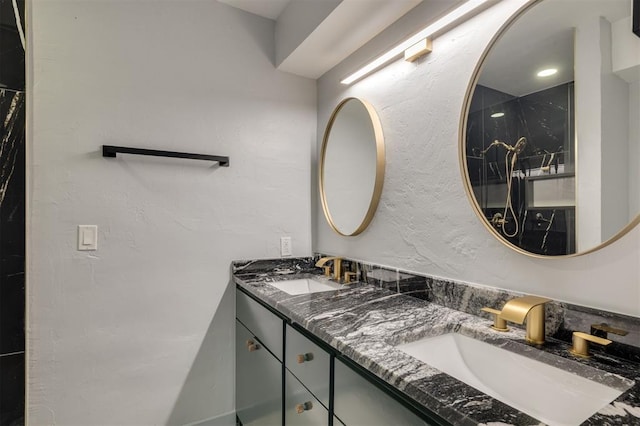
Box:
[462,0,640,256]
[320,98,385,236]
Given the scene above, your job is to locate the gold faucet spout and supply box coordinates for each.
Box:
[499,295,551,324]
[315,256,339,267]
[315,256,343,281]
[499,295,551,345]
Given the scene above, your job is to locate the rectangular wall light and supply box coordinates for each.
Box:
[340,0,495,85]
[404,38,433,62]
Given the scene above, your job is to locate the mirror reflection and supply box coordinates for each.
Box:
[463,0,639,256]
[320,98,385,236]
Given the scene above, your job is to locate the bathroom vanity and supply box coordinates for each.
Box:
[236,285,428,426]
[233,258,640,426]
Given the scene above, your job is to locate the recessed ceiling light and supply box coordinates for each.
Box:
[490,112,505,118]
[537,68,558,77]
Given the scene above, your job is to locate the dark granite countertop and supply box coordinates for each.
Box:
[232,258,640,426]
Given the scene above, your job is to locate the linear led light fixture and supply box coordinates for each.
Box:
[341,0,493,85]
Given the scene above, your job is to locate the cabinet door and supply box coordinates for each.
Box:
[334,359,431,426]
[285,325,330,408]
[285,370,329,426]
[237,289,284,360]
[236,320,282,426]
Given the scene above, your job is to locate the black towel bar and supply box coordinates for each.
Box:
[102,145,229,166]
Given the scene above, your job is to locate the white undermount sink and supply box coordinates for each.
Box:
[267,278,344,295]
[396,333,632,426]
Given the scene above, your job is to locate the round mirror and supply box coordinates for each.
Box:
[461,0,640,257]
[320,98,385,236]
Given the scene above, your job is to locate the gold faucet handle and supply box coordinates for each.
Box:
[481,307,508,332]
[591,323,628,338]
[570,331,612,358]
[343,271,357,284]
[321,266,331,276]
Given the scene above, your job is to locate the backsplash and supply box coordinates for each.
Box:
[344,256,640,363]
[319,256,639,361]
[355,259,566,335]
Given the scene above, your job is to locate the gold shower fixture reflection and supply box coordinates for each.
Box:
[481,137,527,238]
[480,137,527,155]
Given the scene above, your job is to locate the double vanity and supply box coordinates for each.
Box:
[245,0,640,424]
[234,258,639,426]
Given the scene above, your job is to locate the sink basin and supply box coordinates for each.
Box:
[396,333,631,426]
[267,278,344,295]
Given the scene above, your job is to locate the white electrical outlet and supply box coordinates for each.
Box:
[280,236,292,257]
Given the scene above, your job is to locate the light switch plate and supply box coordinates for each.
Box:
[78,225,98,251]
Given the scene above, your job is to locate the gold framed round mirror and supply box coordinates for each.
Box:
[320,97,385,236]
[460,0,640,257]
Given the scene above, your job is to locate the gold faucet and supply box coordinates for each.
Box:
[315,256,343,281]
[491,295,552,345]
[570,332,611,358]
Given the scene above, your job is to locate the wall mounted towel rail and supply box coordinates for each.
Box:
[102,145,229,166]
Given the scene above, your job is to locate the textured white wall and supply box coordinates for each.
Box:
[27,1,314,425]
[575,16,603,249]
[315,0,640,316]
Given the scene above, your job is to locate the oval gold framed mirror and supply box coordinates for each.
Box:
[320,97,385,236]
[460,0,640,257]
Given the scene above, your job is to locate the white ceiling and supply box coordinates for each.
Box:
[217,0,291,20]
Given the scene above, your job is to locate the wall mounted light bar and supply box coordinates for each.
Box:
[340,0,496,85]
[404,38,433,62]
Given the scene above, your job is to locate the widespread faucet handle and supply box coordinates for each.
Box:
[481,307,508,332]
[590,323,628,339]
[570,331,611,358]
[343,271,357,284]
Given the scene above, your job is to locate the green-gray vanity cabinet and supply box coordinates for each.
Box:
[333,359,429,426]
[236,288,436,426]
[285,324,331,425]
[236,290,284,425]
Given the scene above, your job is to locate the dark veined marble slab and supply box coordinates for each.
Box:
[0,0,26,91]
[0,89,25,355]
[233,257,640,426]
[319,254,640,363]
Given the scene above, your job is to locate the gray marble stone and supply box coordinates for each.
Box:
[233,258,640,426]
[329,256,638,360]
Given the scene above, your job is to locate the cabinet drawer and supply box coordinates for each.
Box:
[285,370,329,426]
[285,325,330,408]
[236,289,283,360]
[334,359,431,426]
[236,320,283,426]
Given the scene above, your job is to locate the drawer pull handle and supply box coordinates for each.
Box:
[296,401,313,414]
[246,339,260,352]
[296,353,314,363]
